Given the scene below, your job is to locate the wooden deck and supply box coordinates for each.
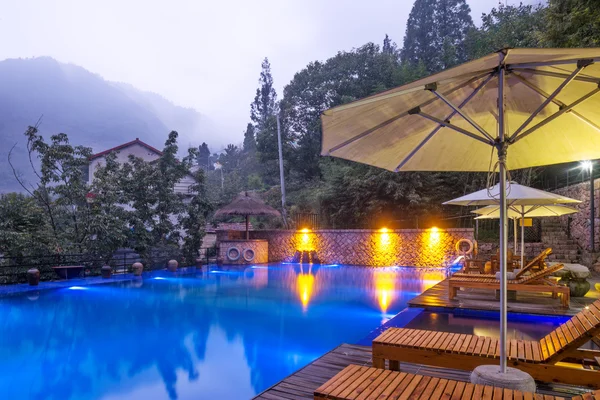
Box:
[409,278,600,316]
[253,344,589,400]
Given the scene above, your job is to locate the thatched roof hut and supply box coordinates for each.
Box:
[214,191,281,239]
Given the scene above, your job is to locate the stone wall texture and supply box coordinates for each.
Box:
[246,228,474,267]
[552,181,600,252]
[218,240,268,264]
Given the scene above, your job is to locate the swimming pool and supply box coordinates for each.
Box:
[0,264,568,399]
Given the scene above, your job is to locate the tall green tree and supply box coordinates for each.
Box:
[466,3,545,59]
[197,142,212,170]
[250,58,278,132]
[242,123,256,153]
[180,168,212,264]
[544,0,600,47]
[402,0,473,72]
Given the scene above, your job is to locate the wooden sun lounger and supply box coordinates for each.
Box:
[449,263,569,307]
[454,247,552,279]
[314,365,600,400]
[371,299,600,389]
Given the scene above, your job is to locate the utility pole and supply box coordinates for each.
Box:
[276,115,288,227]
[591,162,595,252]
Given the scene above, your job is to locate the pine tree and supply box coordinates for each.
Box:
[197,142,211,170]
[382,34,398,56]
[242,123,256,153]
[250,58,278,131]
[402,0,473,72]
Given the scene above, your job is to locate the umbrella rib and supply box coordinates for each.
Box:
[415,111,494,146]
[429,89,495,142]
[325,73,491,155]
[513,72,600,133]
[508,57,600,69]
[511,67,600,85]
[513,86,600,143]
[509,62,590,141]
[394,72,496,171]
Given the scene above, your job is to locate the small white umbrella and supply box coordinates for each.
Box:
[443,182,580,207]
[472,204,579,266]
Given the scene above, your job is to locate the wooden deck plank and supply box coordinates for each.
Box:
[253,344,590,400]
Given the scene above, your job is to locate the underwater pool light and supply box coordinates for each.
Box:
[153,277,166,280]
[68,286,88,290]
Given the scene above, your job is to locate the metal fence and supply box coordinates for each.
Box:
[0,246,219,285]
[289,213,320,230]
[474,218,542,243]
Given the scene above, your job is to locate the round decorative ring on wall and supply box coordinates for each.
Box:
[243,248,255,262]
[455,238,474,255]
[227,247,241,261]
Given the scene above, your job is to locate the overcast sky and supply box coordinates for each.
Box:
[0,0,541,147]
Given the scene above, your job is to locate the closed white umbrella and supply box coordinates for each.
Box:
[472,203,579,266]
[321,48,600,376]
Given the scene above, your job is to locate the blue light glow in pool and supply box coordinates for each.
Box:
[0,264,449,399]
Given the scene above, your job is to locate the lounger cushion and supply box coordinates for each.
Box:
[496,272,516,280]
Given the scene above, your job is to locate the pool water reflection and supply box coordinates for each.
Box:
[0,264,448,399]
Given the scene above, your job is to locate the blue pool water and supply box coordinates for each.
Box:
[0,264,568,399]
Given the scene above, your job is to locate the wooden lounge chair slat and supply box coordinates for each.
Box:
[514,390,524,400]
[560,324,574,343]
[550,331,563,353]
[523,392,534,400]
[509,339,518,360]
[449,380,466,400]
[409,375,432,400]
[416,377,440,400]
[583,307,600,325]
[473,337,485,356]
[543,334,556,357]
[355,369,392,400]
[316,364,361,395]
[472,384,485,400]
[503,387,513,400]
[460,335,474,354]
[429,378,450,400]
[443,380,458,400]
[333,366,375,398]
[462,383,475,400]
[350,368,385,400]
[416,331,438,348]
[423,331,444,349]
[517,340,526,361]
[389,328,411,346]
[565,320,581,340]
[524,341,533,362]
[374,372,409,400]
[453,334,467,353]
[575,313,594,331]
[440,333,456,352]
[532,342,542,363]
[432,332,449,350]
[556,327,569,348]
[482,337,492,357]
[393,374,422,400]
[482,385,494,400]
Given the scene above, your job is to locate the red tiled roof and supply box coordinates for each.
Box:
[89,138,163,160]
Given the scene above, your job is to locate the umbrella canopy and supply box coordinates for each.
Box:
[321,48,600,375]
[321,48,600,172]
[472,204,579,219]
[214,191,281,239]
[443,182,581,207]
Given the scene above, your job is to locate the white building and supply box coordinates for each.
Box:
[87,138,196,196]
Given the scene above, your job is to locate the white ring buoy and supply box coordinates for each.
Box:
[243,248,255,262]
[227,247,241,261]
[455,238,474,255]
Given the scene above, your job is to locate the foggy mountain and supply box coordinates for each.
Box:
[0,57,215,192]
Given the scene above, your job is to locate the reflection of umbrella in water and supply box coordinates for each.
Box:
[214,191,281,239]
[321,47,600,374]
[472,202,579,267]
[444,182,580,266]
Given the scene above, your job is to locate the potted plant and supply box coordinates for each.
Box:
[27,268,40,286]
[101,265,112,279]
[558,270,591,297]
[167,259,178,272]
[132,262,144,276]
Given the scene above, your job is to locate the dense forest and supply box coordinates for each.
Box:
[2,0,600,267]
[200,0,600,229]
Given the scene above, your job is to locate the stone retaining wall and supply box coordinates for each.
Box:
[244,228,473,267]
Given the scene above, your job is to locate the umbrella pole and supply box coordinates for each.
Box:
[498,62,508,375]
[513,218,517,255]
[246,215,249,240]
[521,208,525,268]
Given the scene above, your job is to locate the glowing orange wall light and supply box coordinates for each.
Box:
[415,226,447,267]
[297,228,315,251]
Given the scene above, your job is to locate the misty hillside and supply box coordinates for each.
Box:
[0,57,210,192]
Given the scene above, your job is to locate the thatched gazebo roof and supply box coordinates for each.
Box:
[214,191,281,218]
[214,192,280,240]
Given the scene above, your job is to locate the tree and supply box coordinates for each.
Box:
[0,193,51,258]
[466,3,545,59]
[544,0,600,47]
[180,168,212,264]
[250,58,278,132]
[402,0,473,72]
[197,142,212,170]
[382,34,398,57]
[242,123,256,153]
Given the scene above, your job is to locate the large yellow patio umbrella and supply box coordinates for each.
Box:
[321,48,600,375]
